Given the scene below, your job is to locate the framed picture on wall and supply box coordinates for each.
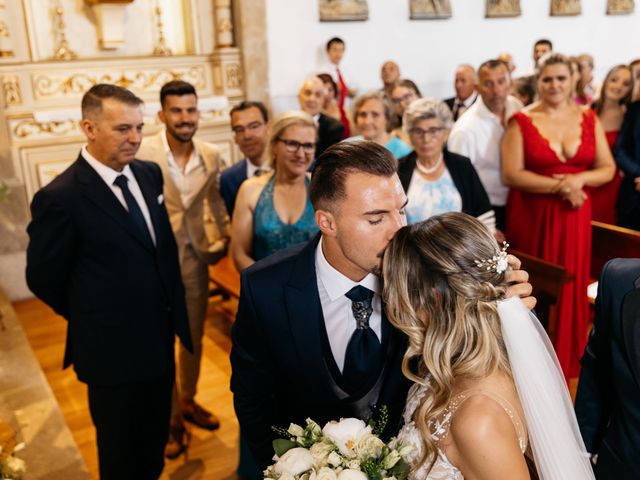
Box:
[550,0,581,16]
[410,0,452,20]
[486,0,521,17]
[319,0,369,21]
[606,0,635,14]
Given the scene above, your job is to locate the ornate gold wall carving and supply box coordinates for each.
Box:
[31,66,206,99]
[2,75,21,106]
[225,63,242,89]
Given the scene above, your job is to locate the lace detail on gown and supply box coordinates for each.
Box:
[397,380,527,479]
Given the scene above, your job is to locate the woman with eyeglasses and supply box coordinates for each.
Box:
[397,98,495,232]
[390,78,422,144]
[230,111,319,271]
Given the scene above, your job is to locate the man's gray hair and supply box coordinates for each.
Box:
[403,97,453,133]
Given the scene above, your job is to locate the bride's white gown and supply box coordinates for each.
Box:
[397,382,528,480]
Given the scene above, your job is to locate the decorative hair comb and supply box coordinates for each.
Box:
[475,242,510,274]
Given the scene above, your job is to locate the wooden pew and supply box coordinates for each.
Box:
[209,256,241,320]
[511,249,574,342]
[591,221,640,280]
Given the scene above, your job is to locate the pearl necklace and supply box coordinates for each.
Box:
[415,156,443,176]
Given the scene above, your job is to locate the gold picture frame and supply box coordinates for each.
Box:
[319,0,369,22]
[410,0,452,20]
[550,0,581,16]
[486,0,521,18]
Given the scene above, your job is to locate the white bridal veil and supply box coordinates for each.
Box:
[497,297,594,480]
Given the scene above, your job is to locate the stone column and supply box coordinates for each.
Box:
[211,0,243,99]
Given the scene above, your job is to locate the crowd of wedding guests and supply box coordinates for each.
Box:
[24,34,640,480]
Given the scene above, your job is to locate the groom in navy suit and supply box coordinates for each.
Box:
[575,258,640,479]
[26,84,191,479]
[230,141,534,470]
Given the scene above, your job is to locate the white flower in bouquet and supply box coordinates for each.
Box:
[355,432,385,459]
[313,466,339,480]
[336,468,368,480]
[274,447,315,476]
[279,474,296,480]
[327,450,342,468]
[4,455,26,475]
[322,418,372,458]
[309,440,335,467]
[381,449,401,470]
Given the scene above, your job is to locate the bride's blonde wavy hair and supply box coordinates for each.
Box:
[382,212,511,473]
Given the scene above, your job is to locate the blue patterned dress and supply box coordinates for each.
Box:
[405,168,463,225]
[252,175,319,260]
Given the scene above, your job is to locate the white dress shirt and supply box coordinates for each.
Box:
[452,91,478,119]
[315,237,382,372]
[447,95,523,207]
[245,158,272,178]
[161,129,207,209]
[82,145,156,244]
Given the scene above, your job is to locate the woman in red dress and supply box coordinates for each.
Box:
[502,53,615,381]
[590,65,633,224]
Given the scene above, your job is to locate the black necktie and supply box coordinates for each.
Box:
[113,175,154,247]
[452,100,462,121]
[343,285,381,392]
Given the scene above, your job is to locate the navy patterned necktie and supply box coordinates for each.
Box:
[113,175,154,247]
[342,285,382,392]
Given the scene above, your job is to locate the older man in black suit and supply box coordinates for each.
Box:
[575,258,640,479]
[26,84,191,480]
[298,76,344,157]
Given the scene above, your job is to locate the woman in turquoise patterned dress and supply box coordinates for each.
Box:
[231,110,319,271]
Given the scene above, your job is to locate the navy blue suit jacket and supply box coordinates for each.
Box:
[575,258,640,479]
[26,155,192,386]
[220,159,247,218]
[230,235,411,468]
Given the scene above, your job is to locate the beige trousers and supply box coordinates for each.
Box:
[171,243,209,419]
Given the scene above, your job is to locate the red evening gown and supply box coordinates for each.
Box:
[589,130,621,224]
[506,110,595,381]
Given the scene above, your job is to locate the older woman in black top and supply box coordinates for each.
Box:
[397,97,496,233]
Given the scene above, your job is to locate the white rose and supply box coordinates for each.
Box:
[337,469,367,480]
[279,474,296,480]
[355,433,385,459]
[310,441,334,467]
[274,447,314,476]
[381,449,401,469]
[327,451,343,468]
[346,459,360,470]
[315,466,338,480]
[322,418,372,457]
[288,423,305,437]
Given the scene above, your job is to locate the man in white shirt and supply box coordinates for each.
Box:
[137,80,230,459]
[448,59,523,231]
[317,37,358,107]
[444,64,478,121]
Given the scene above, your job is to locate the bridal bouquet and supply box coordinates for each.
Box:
[264,413,412,480]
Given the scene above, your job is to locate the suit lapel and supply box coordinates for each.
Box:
[284,235,330,387]
[76,156,154,252]
[622,280,640,386]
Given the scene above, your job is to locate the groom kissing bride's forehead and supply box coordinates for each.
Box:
[230,141,534,472]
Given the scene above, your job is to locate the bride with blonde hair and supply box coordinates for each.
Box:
[383,212,593,479]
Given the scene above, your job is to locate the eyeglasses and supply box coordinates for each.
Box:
[232,121,265,135]
[277,138,316,155]
[391,93,416,105]
[409,127,446,139]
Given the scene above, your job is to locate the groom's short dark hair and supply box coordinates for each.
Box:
[309,140,396,211]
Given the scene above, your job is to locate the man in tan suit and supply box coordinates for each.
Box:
[137,80,229,459]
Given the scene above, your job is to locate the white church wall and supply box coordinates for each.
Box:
[265,0,640,114]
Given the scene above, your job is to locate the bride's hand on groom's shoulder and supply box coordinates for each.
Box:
[504,254,537,310]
